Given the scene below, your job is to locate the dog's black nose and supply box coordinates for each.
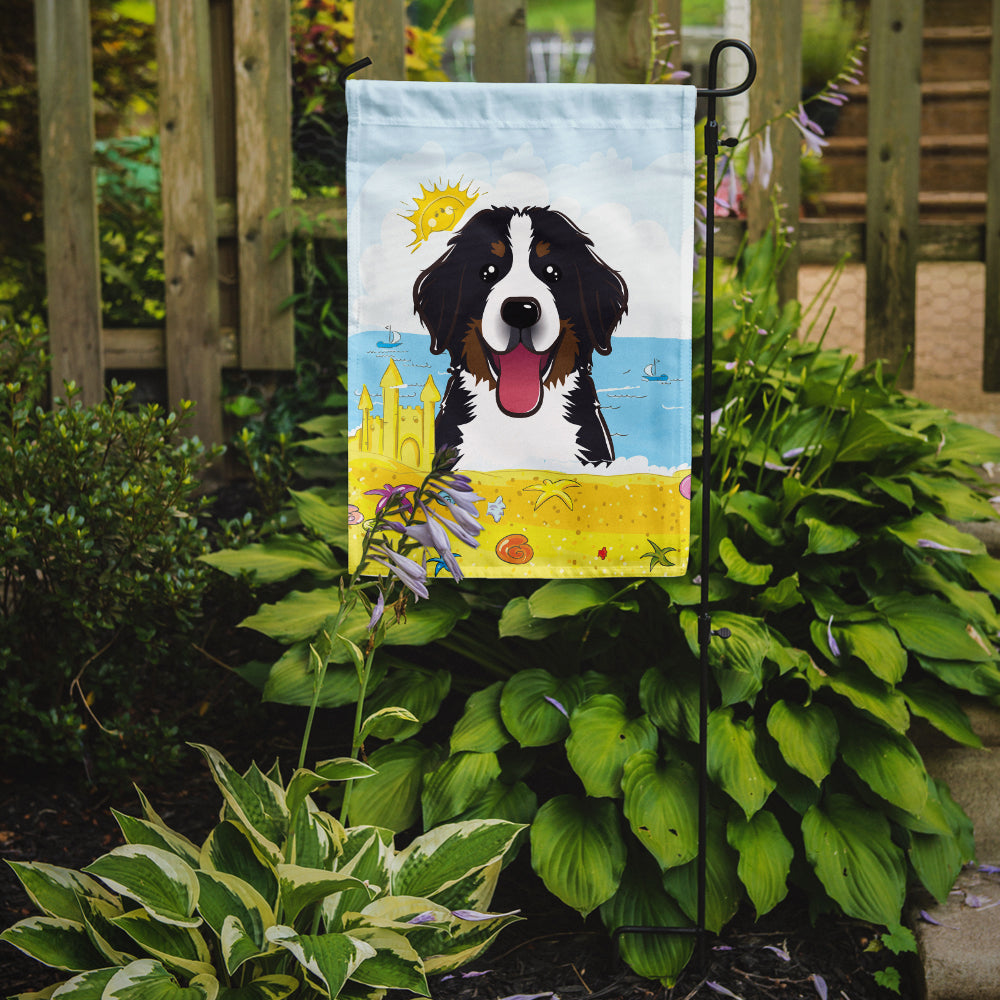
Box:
[500,297,541,330]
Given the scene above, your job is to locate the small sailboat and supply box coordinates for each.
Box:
[642,358,671,382]
[377,327,402,349]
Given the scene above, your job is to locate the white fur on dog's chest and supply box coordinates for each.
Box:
[454,371,586,470]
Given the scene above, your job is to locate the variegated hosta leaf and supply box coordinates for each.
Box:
[344,926,429,995]
[288,802,343,870]
[425,859,501,916]
[277,865,375,925]
[200,822,278,910]
[838,718,929,817]
[265,926,375,998]
[661,811,742,934]
[422,907,522,975]
[529,795,626,917]
[802,793,906,926]
[565,695,658,799]
[112,810,202,868]
[77,894,136,966]
[727,810,793,917]
[0,916,107,972]
[707,707,776,819]
[499,669,585,747]
[110,908,214,979]
[765,700,838,786]
[4,861,118,922]
[421,751,502,829]
[83,846,200,928]
[102,958,218,999]
[44,966,118,997]
[391,820,524,901]
[191,745,288,863]
[214,975,300,1000]
[621,751,699,871]
[323,829,393,931]
[195,871,274,974]
[450,681,511,754]
[285,760,375,824]
[599,854,694,987]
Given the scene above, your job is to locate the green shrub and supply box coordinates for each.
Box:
[0,317,220,783]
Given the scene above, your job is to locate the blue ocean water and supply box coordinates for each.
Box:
[349,331,692,471]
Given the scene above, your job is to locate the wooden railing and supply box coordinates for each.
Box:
[33,0,1000,445]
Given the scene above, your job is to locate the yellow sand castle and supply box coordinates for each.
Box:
[352,359,440,470]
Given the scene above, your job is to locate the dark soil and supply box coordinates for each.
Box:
[1,742,915,1000]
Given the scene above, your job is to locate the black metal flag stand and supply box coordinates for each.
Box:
[340,38,758,974]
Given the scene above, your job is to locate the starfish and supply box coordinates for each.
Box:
[523,478,580,511]
[486,496,506,522]
[641,538,677,571]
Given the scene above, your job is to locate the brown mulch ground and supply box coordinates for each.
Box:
[1,733,914,1000]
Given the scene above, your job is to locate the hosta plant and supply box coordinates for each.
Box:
[1,744,523,999]
[341,234,1000,984]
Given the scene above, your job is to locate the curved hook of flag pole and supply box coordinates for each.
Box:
[337,57,373,90]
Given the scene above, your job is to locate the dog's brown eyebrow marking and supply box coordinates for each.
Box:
[535,241,551,258]
[490,240,506,257]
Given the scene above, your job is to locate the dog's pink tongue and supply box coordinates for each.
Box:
[495,345,544,415]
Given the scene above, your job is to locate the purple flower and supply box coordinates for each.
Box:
[747,125,774,191]
[812,974,828,1000]
[451,908,520,921]
[367,590,385,631]
[706,983,742,999]
[917,538,973,555]
[407,911,438,925]
[791,104,828,156]
[763,944,790,961]
[403,513,464,581]
[423,499,481,549]
[827,616,841,658]
[370,543,429,600]
[365,482,418,515]
[544,695,569,718]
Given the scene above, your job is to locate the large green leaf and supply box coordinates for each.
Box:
[527,579,616,618]
[453,779,538,827]
[901,680,982,748]
[916,655,1000,697]
[834,410,927,463]
[718,537,772,586]
[0,916,107,972]
[347,740,442,832]
[288,489,350,548]
[802,794,906,926]
[680,610,771,706]
[499,670,584,747]
[621,751,699,871]
[886,511,985,557]
[4,862,118,923]
[803,517,859,556]
[260,643,384,709]
[530,795,627,917]
[195,871,273,974]
[765,700,838,786]
[362,667,451,741]
[392,820,524,900]
[450,682,511,754]
[599,854,694,987]
[566,695,658,798]
[200,536,341,584]
[32,967,117,998]
[809,661,910,732]
[265,926,374,997]
[103,959,218,1000]
[83,846,200,928]
[111,908,214,978]
[875,594,995,662]
[639,665,699,743]
[707,708,776,818]
[839,718,929,817]
[199,822,278,910]
[421,751,502,828]
[497,596,565,639]
[835,621,907,684]
[660,810,741,934]
[905,473,998,522]
[276,865,373,925]
[727,811,793,917]
[112,812,201,869]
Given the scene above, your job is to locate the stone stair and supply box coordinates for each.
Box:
[814,0,992,222]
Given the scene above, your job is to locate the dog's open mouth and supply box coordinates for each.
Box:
[490,343,553,417]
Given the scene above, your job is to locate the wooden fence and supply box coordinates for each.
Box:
[34,0,1000,445]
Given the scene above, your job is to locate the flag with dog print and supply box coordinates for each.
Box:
[346,79,695,578]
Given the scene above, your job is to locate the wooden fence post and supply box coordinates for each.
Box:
[746,0,801,305]
[594,0,672,84]
[233,0,294,370]
[865,0,923,389]
[983,0,1000,390]
[157,0,223,445]
[355,0,406,80]
[474,0,526,83]
[34,0,104,405]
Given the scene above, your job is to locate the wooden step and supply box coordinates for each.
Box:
[922,25,993,83]
[813,190,987,222]
[830,80,991,138]
[822,134,989,193]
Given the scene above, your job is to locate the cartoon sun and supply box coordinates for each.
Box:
[402,179,480,251]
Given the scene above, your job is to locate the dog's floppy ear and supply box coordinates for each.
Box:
[580,249,628,356]
[413,244,464,355]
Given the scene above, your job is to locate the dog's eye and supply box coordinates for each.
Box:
[542,263,561,283]
[480,263,501,283]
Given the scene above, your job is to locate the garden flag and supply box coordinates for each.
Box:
[346,80,696,578]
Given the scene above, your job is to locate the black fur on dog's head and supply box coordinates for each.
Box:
[412,205,628,368]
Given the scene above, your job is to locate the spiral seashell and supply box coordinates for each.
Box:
[678,474,692,500]
[496,533,533,564]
